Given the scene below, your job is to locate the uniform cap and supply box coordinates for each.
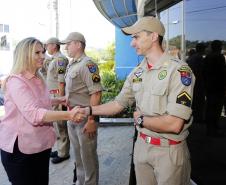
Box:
[45,37,60,45]
[61,32,86,44]
[122,16,165,36]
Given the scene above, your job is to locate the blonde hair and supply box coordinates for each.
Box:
[2,37,44,91]
[11,37,43,74]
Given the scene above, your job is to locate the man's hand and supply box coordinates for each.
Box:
[133,111,141,126]
[78,106,90,116]
[82,118,97,138]
[70,106,86,122]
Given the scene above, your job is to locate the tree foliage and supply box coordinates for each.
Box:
[86,42,134,117]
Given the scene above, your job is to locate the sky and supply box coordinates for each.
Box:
[159,0,226,44]
[0,0,115,74]
[0,0,115,48]
[185,0,226,42]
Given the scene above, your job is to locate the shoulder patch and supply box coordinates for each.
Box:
[87,63,97,73]
[92,73,100,83]
[177,65,192,86]
[58,68,65,74]
[176,91,191,107]
[58,61,65,66]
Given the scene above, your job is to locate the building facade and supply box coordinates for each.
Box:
[94,0,226,79]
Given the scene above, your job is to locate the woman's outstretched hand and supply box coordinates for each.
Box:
[70,106,86,122]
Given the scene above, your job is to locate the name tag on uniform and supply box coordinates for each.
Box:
[132,78,142,83]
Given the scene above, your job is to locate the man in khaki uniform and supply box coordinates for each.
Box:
[40,50,52,80]
[45,37,70,164]
[79,17,195,185]
[61,32,102,185]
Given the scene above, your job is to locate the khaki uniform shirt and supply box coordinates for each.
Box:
[65,54,103,107]
[115,53,195,141]
[46,52,68,91]
[40,54,52,80]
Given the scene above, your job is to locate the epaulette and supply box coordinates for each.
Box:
[170,58,180,63]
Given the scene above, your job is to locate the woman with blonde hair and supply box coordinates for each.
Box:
[0,37,83,185]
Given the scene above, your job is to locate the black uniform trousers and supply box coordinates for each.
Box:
[205,93,224,134]
[1,138,51,185]
[129,127,137,185]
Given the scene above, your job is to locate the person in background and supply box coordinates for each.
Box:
[203,40,226,137]
[187,43,206,123]
[61,32,102,185]
[186,48,196,60]
[0,37,84,185]
[45,37,71,164]
[79,16,195,185]
[40,46,52,81]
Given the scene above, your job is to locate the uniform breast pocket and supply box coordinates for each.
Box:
[141,84,167,115]
[150,85,167,114]
[67,72,79,91]
[132,82,142,103]
[132,83,142,92]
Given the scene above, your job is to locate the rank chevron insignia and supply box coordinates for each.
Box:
[176,91,191,107]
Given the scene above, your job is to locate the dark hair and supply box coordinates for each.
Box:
[188,48,196,57]
[158,35,163,45]
[211,40,222,52]
[56,44,60,51]
[80,41,86,49]
[196,43,206,53]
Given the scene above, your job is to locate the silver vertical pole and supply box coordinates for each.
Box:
[166,9,169,50]
[55,0,59,37]
[181,0,185,61]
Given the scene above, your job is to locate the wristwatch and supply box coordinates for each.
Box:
[136,115,144,128]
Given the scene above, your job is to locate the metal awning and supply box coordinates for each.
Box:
[93,0,182,28]
[93,0,137,28]
[142,0,182,15]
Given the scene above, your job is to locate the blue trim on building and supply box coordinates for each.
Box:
[115,28,143,79]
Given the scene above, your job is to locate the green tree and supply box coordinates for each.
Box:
[86,42,135,117]
[169,35,181,49]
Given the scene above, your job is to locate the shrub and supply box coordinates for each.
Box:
[101,71,135,118]
[87,42,135,118]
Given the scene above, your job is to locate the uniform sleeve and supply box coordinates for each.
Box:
[40,58,51,77]
[167,65,195,120]
[44,58,52,72]
[56,57,68,83]
[7,77,48,125]
[80,61,103,94]
[115,73,135,108]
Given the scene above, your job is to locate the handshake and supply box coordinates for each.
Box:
[68,106,92,123]
[53,96,94,123]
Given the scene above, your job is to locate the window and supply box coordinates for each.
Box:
[0,24,3,32]
[160,2,183,59]
[4,24,9,33]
